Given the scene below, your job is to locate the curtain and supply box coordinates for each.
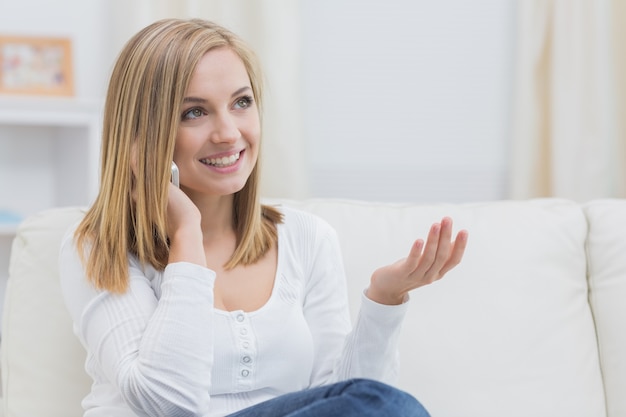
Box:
[109,0,309,198]
[509,0,626,201]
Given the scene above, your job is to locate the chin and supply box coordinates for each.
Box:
[217,180,249,196]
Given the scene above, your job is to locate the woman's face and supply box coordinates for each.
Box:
[173,47,260,198]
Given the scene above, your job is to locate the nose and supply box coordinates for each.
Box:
[210,111,239,143]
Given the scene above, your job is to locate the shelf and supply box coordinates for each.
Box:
[0,96,103,126]
[0,97,102,236]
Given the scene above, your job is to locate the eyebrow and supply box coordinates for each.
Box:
[182,86,252,104]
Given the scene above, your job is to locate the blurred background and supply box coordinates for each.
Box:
[0,0,623,318]
[0,0,625,209]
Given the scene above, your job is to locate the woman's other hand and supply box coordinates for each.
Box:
[366,217,468,305]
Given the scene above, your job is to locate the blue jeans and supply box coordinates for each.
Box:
[226,378,430,417]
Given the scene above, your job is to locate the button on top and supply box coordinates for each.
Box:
[236,314,245,322]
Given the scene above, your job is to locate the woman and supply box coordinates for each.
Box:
[60,18,468,417]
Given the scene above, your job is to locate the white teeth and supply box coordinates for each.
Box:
[202,152,241,167]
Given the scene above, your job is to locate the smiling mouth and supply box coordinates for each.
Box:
[200,151,242,168]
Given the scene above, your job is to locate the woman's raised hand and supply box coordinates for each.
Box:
[166,183,206,266]
[166,183,201,237]
[366,217,468,305]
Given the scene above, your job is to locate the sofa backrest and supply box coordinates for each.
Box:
[3,198,625,417]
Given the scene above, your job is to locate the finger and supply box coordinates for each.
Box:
[438,217,453,244]
[403,239,425,272]
[433,217,453,265]
[412,222,441,276]
[438,230,469,276]
[421,218,453,280]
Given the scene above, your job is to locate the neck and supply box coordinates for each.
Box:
[183,189,236,239]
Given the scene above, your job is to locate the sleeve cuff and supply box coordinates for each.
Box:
[360,288,410,324]
[164,262,216,288]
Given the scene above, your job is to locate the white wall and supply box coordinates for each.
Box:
[300,0,516,203]
[0,0,516,204]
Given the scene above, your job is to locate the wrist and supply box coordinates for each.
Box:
[168,226,205,266]
[365,286,406,306]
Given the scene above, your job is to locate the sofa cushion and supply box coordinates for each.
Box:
[584,199,626,417]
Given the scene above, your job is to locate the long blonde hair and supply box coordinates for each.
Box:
[76,18,282,293]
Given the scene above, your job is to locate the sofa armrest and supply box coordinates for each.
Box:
[584,199,626,417]
[1,207,91,417]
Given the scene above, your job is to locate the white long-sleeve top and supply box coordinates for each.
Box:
[59,206,409,417]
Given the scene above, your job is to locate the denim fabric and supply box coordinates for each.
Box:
[226,378,430,417]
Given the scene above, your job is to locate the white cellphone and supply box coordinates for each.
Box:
[171,162,179,187]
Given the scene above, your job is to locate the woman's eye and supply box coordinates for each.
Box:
[234,96,253,109]
[183,108,204,120]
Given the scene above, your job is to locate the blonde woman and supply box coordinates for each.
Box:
[60,18,468,417]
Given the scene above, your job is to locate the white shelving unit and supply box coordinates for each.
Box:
[0,96,102,326]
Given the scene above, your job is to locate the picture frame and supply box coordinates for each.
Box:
[0,35,74,96]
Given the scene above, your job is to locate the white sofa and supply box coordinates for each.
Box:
[1,198,625,417]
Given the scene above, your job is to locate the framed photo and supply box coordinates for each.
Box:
[0,35,74,96]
